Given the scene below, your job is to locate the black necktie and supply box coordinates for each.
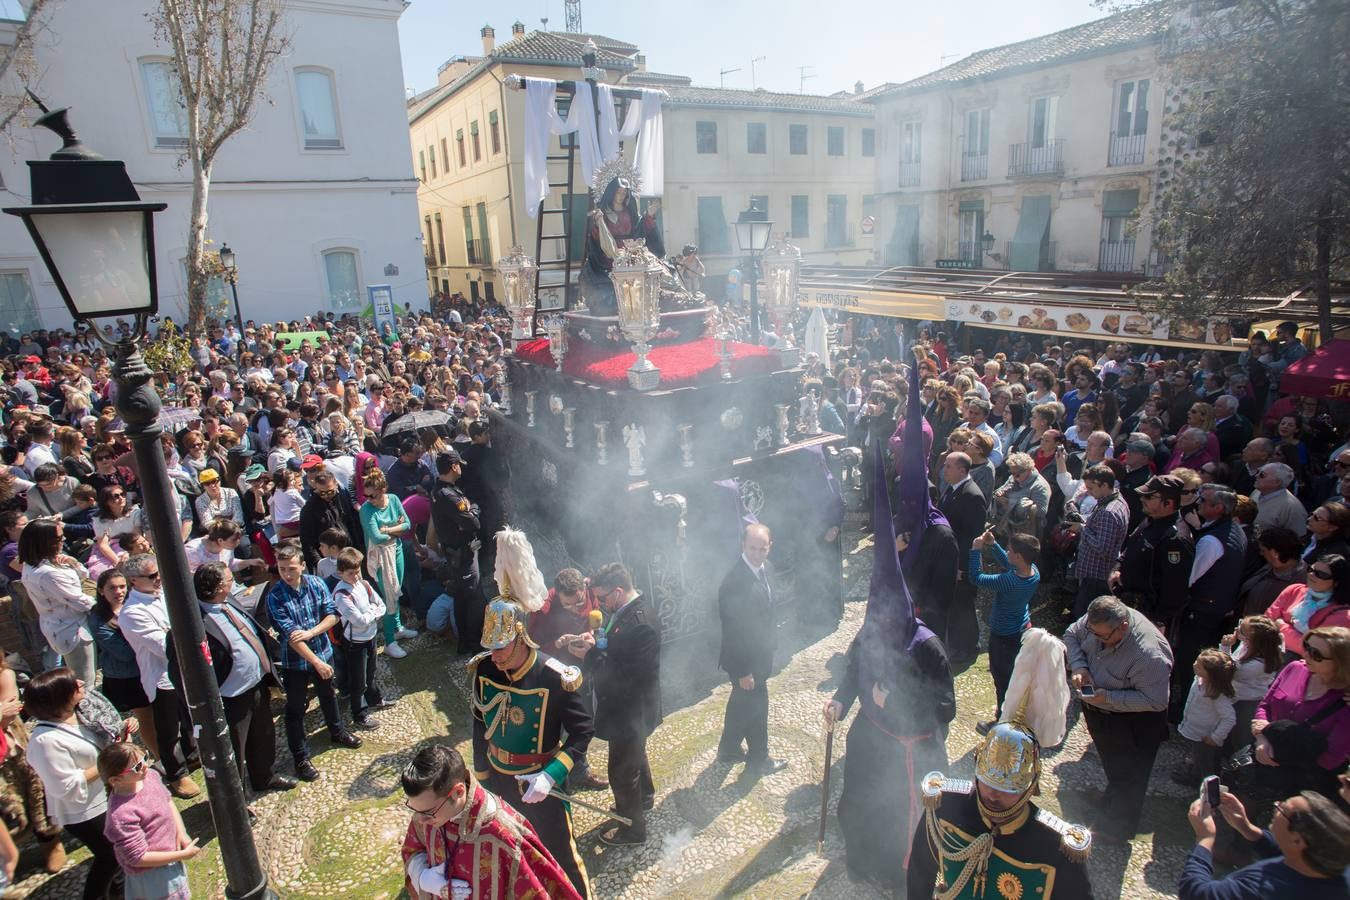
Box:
[941,486,954,506]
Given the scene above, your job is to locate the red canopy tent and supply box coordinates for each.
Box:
[1280,340,1350,400]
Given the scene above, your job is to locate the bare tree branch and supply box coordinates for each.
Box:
[149,0,290,332]
[0,0,60,140]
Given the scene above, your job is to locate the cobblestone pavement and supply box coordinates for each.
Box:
[9,522,1202,899]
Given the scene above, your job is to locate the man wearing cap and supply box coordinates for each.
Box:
[1119,437,1158,531]
[299,467,366,572]
[1109,474,1194,633]
[430,449,484,654]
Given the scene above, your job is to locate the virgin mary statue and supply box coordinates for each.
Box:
[580,160,665,316]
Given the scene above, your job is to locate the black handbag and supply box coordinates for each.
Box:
[1265,698,1345,768]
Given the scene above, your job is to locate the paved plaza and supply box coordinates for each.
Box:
[10,517,1204,899]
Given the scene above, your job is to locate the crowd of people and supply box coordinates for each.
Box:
[0,297,1345,897]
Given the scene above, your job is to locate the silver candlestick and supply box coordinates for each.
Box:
[563,408,576,448]
[716,330,734,381]
[678,424,694,468]
[523,391,537,427]
[595,421,609,465]
[500,367,513,416]
[774,404,790,447]
[802,392,821,435]
[543,315,568,372]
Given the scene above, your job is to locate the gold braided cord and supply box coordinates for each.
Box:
[925,807,996,900]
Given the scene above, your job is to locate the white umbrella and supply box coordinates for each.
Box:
[804,306,830,363]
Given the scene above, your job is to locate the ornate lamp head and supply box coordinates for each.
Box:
[608,240,664,391]
[497,246,538,345]
[760,235,802,340]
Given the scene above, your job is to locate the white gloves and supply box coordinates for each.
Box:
[450,879,472,900]
[517,770,555,804]
[417,865,449,897]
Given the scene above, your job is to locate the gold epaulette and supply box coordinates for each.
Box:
[466,651,491,674]
[920,771,973,810]
[1035,807,1092,863]
[543,655,583,692]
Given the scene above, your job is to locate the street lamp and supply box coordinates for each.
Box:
[981,229,996,267]
[5,108,273,900]
[735,203,773,343]
[218,243,245,358]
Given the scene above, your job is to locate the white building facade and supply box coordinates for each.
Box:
[0,0,423,333]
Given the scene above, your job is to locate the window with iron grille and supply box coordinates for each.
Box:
[696,121,718,154]
[789,124,808,155]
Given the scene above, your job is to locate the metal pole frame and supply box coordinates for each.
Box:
[112,337,273,900]
[750,251,761,344]
[227,274,245,363]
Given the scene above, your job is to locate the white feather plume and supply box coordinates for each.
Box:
[493,527,547,613]
[999,628,1071,748]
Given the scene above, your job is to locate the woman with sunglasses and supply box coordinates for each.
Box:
[1304,503,1350,567]
[1252,626,1350,797]
[1265,555,1350,661]
[98,742,198,899]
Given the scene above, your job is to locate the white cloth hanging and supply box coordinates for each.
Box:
[595,84,665,198]
[522,77,602,219]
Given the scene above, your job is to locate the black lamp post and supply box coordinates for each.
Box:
[5,108,273,900]
[735,202,773,343]
[218,243,245,358]
[980,229,996,267]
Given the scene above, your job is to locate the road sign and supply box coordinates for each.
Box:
[935,258,977,270]
[860,215,875,236]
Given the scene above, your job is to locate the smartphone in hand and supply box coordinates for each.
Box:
[1203,775,1221,809]
[1079,684,1096,697]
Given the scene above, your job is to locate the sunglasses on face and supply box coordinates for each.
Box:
[1310,568,1334,580]
[122,757,148,776]
[1305,644,1330,663]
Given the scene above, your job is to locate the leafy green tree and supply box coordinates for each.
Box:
[1141,0,1347,341]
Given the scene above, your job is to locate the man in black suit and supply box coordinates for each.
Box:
[715,524,786,777]
[172,562,298,799]
[938,451,987,665]
[1231,437,1274,497]
[579,562,662,846]
[1212,395,1253,462]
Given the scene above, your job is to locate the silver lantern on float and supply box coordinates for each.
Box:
[498,245,539,347]
[542,314,567,372]
[760,235,802,368]
[608,239,664,391]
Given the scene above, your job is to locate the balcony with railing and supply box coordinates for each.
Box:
[960,152,987,182]
[956,240,984,264]
[465,239,488,266]
[899,160,921,188]
[1108,132,1147,167]
[1099,239,1137,272]
[1008,139,1065,177]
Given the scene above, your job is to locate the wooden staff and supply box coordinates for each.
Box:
[818,719,835,854]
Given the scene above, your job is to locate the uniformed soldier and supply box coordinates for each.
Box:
[908,628,1094,900]
[470,527,593,898]
[430,449,484,654]
[1107,473,1194,635]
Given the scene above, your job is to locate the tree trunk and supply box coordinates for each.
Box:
[1314,204,1333,345]
[185,155,213,335]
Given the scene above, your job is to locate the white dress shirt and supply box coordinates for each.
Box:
[119,588,174,700]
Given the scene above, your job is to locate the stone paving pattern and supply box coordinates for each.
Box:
[8,513,1206,898]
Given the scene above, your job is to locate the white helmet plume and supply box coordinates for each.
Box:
[493,527,546,613]
[1000,627,1071,748]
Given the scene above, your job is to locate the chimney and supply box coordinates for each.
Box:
[635,53,647,72]
[512,20,525,38]
[481,24,495,55]
[854,80,864,95]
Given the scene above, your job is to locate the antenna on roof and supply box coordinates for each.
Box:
[940,52,962,65]
[564,0,582,32]
[720,66,742,88]
[750,56,766,89]
[798,65,815,94]
[540,16,548,29]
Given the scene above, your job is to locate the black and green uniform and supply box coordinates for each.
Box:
[907,776,1094,899]
[470,648,593,898]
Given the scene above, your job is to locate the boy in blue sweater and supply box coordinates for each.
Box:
[1179,787,1350,899]
[969,529,1040,733]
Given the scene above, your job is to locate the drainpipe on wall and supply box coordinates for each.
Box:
[489,68,519,253]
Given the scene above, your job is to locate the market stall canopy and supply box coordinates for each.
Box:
[1279,340,1350,400]
[799,265,1349,353]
